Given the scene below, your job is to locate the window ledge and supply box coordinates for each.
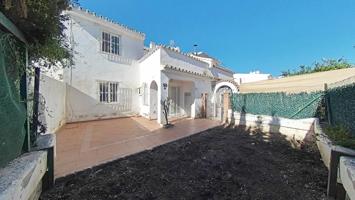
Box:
[101,52,132,65]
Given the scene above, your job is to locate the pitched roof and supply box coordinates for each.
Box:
[68,6,145,39]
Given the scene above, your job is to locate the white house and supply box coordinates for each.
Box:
[233,71,272,85]
[40,7,239,132]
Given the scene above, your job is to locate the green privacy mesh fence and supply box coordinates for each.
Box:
[231,92,324,119]
[327,83,355,135]
[0,30,27,168]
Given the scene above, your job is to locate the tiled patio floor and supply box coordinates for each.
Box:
[55,117,221,178]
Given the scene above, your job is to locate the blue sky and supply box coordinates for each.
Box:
[78,0,355,76]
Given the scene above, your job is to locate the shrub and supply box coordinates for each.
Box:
[324,125,355,149]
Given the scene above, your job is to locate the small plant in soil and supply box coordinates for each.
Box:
[161,97,174,128]
[324,124,355,150]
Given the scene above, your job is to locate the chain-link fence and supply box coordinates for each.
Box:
[232,76,355,136]
[326,81,355,136]
[231,92,324,119]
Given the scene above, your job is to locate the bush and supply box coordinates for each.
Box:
[281,58,354,77]
[324,125,355,149]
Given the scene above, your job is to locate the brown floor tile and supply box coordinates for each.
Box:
[54,117,220,178]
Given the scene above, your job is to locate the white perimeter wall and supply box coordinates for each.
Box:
[39,75,66,133]
[234,73,271,85]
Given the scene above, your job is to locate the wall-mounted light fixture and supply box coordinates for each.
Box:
[163,83,168,90]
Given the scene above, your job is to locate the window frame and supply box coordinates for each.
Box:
[98,81,120,104]
[101,31,121,56]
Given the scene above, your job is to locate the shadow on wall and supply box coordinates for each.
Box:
[66,84,135,123]
[269,111,280,134]
[37,93,48,134]
[38,75,66,133]
[239,96,247,126]
[236,107,316,149]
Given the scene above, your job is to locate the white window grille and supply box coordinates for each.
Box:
[111,35,120,55]
[102,32,111,53]
[102,32,120,55]
[99,81,119,103]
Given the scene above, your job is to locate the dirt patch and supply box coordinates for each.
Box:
[41,126,328,200]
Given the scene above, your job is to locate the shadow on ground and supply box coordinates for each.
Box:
[41,126,328,200]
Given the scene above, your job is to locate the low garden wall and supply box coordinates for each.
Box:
[0,134,55,200]
[339,157,355,200]
[230,111,316,146]
[0,151,47,200]
[314,120,355,200]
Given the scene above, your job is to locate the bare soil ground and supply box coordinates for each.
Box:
[41,126,328,200]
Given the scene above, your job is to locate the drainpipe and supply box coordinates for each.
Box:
[31,67,40,146]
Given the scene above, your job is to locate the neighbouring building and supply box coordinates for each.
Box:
[233,71,272,85]
[40,7,239,132]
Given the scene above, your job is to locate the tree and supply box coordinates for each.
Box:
[281,58,354,77]
[0,0,78,68]
[1,0,77,144]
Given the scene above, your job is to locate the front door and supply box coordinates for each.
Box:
[201,93,208,118]
[184,92,192,117]
[169,86,180,116]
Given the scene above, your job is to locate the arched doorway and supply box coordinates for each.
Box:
[212,81,239,121]
[215,86,233,121]
[150,81,158,120]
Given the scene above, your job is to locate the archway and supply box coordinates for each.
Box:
[149,81,158,120]
[212,81,239,121]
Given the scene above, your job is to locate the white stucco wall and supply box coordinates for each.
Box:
[39,75,66,133]
[139,48,216,124]
[161,48,210,75]
[234,72,271,84]
[164,71,214,119]
[37,9,237,126]
[212,67,234,81]
[138,49,162,119]
[63,12,144,122]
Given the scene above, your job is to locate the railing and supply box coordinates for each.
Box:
[101,52,133,65]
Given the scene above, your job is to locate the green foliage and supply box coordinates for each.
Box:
[282,58,354,77]
[231,92,324,119]
[0,0,78,68]
[325,125,355,149]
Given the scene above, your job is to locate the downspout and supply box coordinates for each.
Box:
[31,67,40,146]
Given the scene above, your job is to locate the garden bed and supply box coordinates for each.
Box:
[41,126,328,200]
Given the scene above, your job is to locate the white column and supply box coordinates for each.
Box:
[158,72,169,125]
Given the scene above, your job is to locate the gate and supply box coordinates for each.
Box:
[215,86,232,122]
[201,93,208,118]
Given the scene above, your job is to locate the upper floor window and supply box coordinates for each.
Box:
[102,32,120,55]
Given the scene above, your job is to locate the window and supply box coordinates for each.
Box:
[102,32,111,53]
[143,83,149,105]
[101,32,120,55]
[111,35,120,55]
[99,81,119,103]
